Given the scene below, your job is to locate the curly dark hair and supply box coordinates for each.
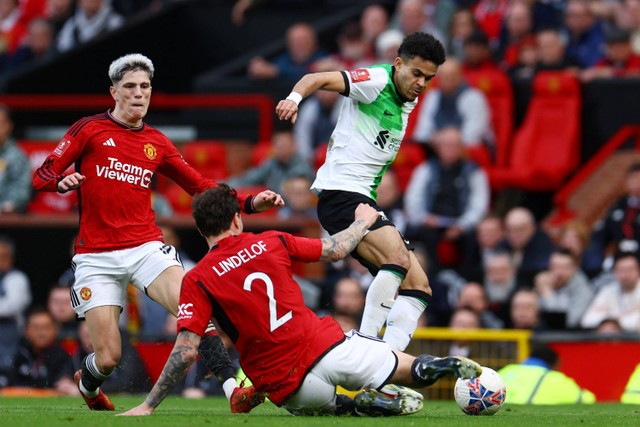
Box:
[192,184,241,237]
[397,32,446,66]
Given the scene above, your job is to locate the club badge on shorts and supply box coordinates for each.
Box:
[144,143,157,160]
[80,287,92,301]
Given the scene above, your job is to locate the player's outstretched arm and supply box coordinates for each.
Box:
[252,189,285,212]
[57,172,85,193]
[275,71,345,124]
[118,330,201,416]
[319,203,380,262]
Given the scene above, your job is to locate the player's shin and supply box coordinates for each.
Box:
[359,265,406,336]
[382,290,430,351]
[198,322,237,399]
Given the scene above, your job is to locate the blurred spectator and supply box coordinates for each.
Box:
[405,127,490,271]
[447,306,481,358]
[447,8,477,60]
[591,162,640,263]
[581,251,640,332]
[496,0,535,69]
[247,22,326,81]
[535,27,581,74]
[460,214,505,283]
[556,219,602,278]
[455,282,504,329]
[56,0,124,53]
[374,28,403,63]
[0,235,31,374]
[581,26,640,81]
[498,345,596,404]
[0,0,28,56]
[231,0,316,26]
[0,104,31,213]
[47,283,76,337]
[227,129,315,195]
[534,248,594,329]
[331,277,365,331]
[483,251,517,324]
[624,0,640,55]
[391,0,446,44]
[46,0,75,36]
[9,307,77,395]
[3,18,55,74]
[376,169,407,234]
[73,321,151,393]
[360,3,389,57]
[313,21,374,72]
[596,317,623,334]
[292,65,341,163]
[277,175,317,221]
[411,58,495,158]
[509,289,545,330]
[499,206,554,287]
[564,0,606,68]
[473,0,509,46]
[507,34,537,79]
[462,29,501,72]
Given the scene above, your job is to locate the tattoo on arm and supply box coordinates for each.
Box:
[144,330,201,409]
[320,219,368,262]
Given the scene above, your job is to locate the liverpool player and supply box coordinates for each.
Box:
[32,54,283,412]
[120,184,482,416]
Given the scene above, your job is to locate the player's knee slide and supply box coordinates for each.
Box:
[411,354,437,387]
[380,264,408,280]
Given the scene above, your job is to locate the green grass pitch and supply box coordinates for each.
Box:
[0,396,638,427]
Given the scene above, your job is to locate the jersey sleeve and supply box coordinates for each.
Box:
[341,67,388,104]
[277,232,322,262]
[32,123,87,192]
[158,140,256,214]
[176,272,213,336]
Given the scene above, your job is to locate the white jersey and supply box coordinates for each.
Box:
[311,64,418,201]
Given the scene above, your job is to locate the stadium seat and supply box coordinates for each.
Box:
[488,71,581,192]
[180,140,228,181]
[314,142,328,172]
[164,183,192,215]
[392,141,426,192]
[464,68,514,167]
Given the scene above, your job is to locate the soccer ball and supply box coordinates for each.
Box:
[454,367,506,415]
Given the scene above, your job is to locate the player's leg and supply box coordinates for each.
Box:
[136,244,240,402]
[390,351,482,387]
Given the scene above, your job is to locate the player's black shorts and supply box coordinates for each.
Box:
[317,190,413,275]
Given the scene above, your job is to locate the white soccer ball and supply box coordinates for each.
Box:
[454,367,506,415]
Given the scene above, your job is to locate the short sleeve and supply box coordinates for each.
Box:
[343,67,388,104]
[176,273,213,336]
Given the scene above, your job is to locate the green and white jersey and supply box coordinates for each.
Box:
[311,64,417,201]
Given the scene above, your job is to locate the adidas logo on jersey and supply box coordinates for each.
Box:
[103,138,116,147]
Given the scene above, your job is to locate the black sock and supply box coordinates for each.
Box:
[81,354,107,392]
[198,333,235,383]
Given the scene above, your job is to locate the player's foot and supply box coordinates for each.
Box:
[379,384,424,400]
[415,356,482,384]
[73,369,114,411]
[354,389,423,417]
[230,385,265,413]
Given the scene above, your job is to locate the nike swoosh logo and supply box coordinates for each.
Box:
[383,110,394,116]
[381,303,392,309]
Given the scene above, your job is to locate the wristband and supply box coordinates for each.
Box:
[286,91,303,106]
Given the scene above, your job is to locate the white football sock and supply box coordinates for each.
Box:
[383,295,427,351]
[359,270,403,336]
[222,378,237,400]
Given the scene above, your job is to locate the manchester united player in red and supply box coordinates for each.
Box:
[120,184,482,417]
[32,54,283,412]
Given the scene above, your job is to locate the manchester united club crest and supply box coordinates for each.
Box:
[80,287,92,301]
[144,143,157,160]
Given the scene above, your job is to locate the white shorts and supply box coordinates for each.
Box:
[283,330,398,415]
[70,241,182,318]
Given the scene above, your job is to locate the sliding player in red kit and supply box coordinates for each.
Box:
[32,54,283,413]
[120,184,482,417]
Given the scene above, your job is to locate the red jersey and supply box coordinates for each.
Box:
[177,231,345,406]
[33,111,254,254]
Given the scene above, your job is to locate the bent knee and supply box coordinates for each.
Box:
[382,250,411,271]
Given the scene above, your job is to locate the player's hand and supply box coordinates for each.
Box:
[117,403,154,416]
[252,190,285,212]
[275,99,299,124]
[57,172,85,193]
[354,203,381,228]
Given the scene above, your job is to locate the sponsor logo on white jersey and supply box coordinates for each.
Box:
[96,156,153,188]
[103,138,116,147]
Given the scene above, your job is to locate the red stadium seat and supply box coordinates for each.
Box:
[465,69,514,167]
[164,183,192,215]
[181,140,228,181]
[392,141,426,192]
[314,142,328,172]
[488,71,581,191]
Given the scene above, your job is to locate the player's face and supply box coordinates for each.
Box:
[393,55,438,102]
[110,69,152,127]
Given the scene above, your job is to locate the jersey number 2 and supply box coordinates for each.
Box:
[243,272,292,332]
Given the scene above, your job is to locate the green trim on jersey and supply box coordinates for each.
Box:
[357,64,404,132]
[370,159,393,200]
